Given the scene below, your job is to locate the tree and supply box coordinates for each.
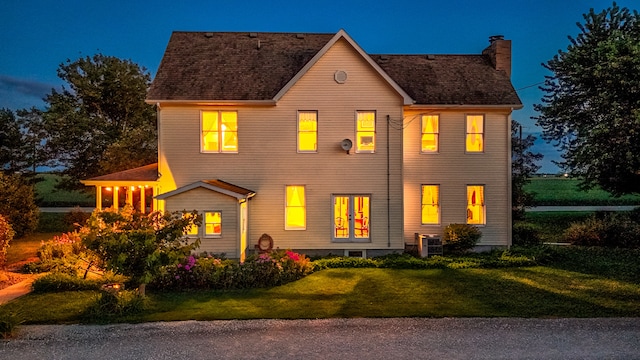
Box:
[40,54,156,188]
[0,108,27,174]
[534,2,640,196]
[511,120,542,220]
[0,173,39,238]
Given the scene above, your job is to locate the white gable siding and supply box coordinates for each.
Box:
[164,187,239,256]
[402,109,512,246]
[158,38,405,254]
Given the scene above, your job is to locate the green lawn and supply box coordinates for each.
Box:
[3,255,639,324]
[5,233,58,265]
[526,177,640,206]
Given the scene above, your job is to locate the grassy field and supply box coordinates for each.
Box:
[525,177,640,206]
[34,173,94,207]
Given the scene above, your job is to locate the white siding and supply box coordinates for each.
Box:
[402,109,512,246]
[158,38,405,253]
[164,188,239,256]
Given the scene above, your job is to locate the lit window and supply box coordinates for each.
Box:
[202,111,238,153]
[466,115,484,152]
[421,115,439,153]
[421,185,440,224]
[184,213,199,236]
[298,111,317,152]
[204,211,222,237]
[466,185,485,225]
[356,111,375,153]
[285,185,306,230]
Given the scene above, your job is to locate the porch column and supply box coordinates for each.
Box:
[126,187,134,207]
[153,186,159,212]
[113,187,119,210]
[140,186,146,214]
[96,186,102,211]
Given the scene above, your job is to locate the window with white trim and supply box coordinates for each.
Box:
[465,115,484,152]
[421,185,440,224]
[421,115,439,153]
[356,111,376,153]
[466,185,486,225]
[204,211,222,237]
[201,111,238,153]
[285,185,306,230]
[298,111,317,152]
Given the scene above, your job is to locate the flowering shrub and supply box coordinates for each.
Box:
[25,231,101,276]
[151,249,314,291]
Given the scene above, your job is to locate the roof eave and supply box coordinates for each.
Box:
[407,103,523,110]
[145,99,277,107]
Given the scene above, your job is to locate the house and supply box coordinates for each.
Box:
[83,30,522,260]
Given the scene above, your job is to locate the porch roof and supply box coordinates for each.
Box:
[156,179,256,201]
[81,163,159,186]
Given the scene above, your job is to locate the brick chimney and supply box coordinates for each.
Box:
[482,35,511,78]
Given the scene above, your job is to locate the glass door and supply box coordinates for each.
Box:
[333,195,370,241]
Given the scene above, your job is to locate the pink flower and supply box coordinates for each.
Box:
[175,275,180,279]
[184,265,191,271]
[286,251,300,262]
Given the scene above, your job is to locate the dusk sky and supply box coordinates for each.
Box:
[1,0,636,172]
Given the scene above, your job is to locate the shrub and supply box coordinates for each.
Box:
[512,222,541,246]
[31,272,128,293]
[0,309,23,339]
[442,223,482,254]
[151,250,314,291]
[0,173,39,238]
[0,214,15,268]
[83,289,146,319]
[63,207,91,230]
[563,212,640,248]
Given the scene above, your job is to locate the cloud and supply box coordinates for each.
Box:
[0,74,59,110]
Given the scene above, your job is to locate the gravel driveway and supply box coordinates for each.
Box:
[2,318,639,359]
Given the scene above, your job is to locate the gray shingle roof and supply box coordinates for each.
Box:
[147,31,521,107]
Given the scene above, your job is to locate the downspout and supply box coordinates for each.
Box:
[387,115,391,248]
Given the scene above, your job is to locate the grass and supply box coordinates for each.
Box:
[2,245,639,322]
[523,211,594,243]
[2,262,638,323]
[526,177,640,206]
[34,173,94,207]
[5,233,58,265]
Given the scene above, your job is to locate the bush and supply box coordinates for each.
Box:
[563,212,640,248]
[63,207,91,230]
[0,214,15,268]
[442,224,482,254]
[0,309,23,339]
[83,289,146,319]
[31,272,128,293]
[512,222,541,246]
[0,173,39,238]
[151,250,314,291]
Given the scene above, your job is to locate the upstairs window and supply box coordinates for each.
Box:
[466,185,486,225]
[202,111,238,153]
[421,185,440,224]
[285,185,306,230]
[466,115,484,152]
[298,111,318,152]
[356,111,376,153]
[421,115,439,153]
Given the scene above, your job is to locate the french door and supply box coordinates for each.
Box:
[333,195,370,241]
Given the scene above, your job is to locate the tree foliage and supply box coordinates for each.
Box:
[0,108,46,175]
[511,120,542,220]
[40,54,156,188]
[534,2,640,196]
[81,206,201,286]
[0,173,39,238]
